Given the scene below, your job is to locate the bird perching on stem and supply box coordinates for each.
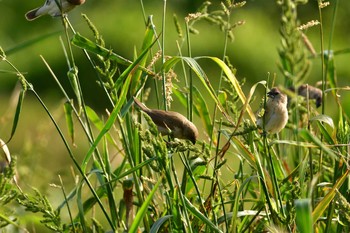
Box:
[133,97,199,144]
[256,87,289,134]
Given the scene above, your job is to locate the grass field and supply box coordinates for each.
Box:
[1,0,350,232]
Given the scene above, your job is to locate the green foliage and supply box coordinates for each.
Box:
[277,0,310,87]
[17,188,63,232]
[1,0,350,232]
[0,157,18,229]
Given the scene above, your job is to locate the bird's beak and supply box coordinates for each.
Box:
[267,91,274,98]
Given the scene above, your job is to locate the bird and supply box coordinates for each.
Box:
[133,97,199,144]
[297,84,323,108]
[25,0,85,21]
[256,87,288,134]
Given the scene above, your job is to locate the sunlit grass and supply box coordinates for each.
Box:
[1,0,350,232]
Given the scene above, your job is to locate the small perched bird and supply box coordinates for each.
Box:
[25,0,85,21]
[133,97,199,144]
[297,84,323,108]
[256,87,288,134]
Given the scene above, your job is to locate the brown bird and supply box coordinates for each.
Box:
[256,87,288,134]
[25,0,85,21]
[297,84,323,108]
[133,97,199,144]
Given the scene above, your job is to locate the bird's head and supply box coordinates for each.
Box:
[184,122,199,144]
[267,87,281,99]
[267,87,288,106]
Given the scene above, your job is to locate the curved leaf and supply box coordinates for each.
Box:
[234,80,266,132]
[198,56,256,123]
[163,56,234,125]
[310,114,334,129]
[299,129,337,159]
[150,215,173,233]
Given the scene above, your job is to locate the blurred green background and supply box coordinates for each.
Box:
[1,0,350,202]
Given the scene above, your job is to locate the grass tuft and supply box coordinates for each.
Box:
[1,0,350,232]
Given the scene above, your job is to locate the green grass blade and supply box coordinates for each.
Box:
[65,157,156,217]
[173,86,213,140]
[63,101,75,145]
[325,52,337,96]
[228,135,256,169]
[6,89,25,143]
[233,80,266,133]
[67,67,82,111]
[309,114,335,145]
[76,180,88,232]
[270,140,318,148]
[312,169,349,223]
[81,36,156,171]
[85,106,118,147]
[310,114,334,129]
[0,213,24,231]
[5,31,61,56]
[230,177,258,233]
[198,56,256,123]
[295,199,313,233]
[130,17,155,93]
[128,175,163,233]
[71,33,133,66]
[184,157,207,195]
[81,73,131,171]
[192,86,213,140]
[316,121,335,145]
[71,34,154,76]
[183,196,223,233]
[112,156,157,181]
[163,56,233,124]
[299,129,337,159]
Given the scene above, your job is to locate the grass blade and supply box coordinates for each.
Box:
[81,73,131,171]
[163,56,233,124]
[6,89,25,143]
[183,196,223,233]
[128,175,163,233]
[81,37,157,171]
[198,56,256,123]
[299,129,337,159]
[71,34,155,76]
[295,199,313,233]
[312,169,349,223]
[173,86,213,141]
[85,106,118,147]
[63,101,75,146]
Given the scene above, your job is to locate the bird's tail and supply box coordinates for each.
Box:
[25,8,40,21]
[133,97,149,111]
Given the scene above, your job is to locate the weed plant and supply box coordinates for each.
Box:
[1,0,350,232]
